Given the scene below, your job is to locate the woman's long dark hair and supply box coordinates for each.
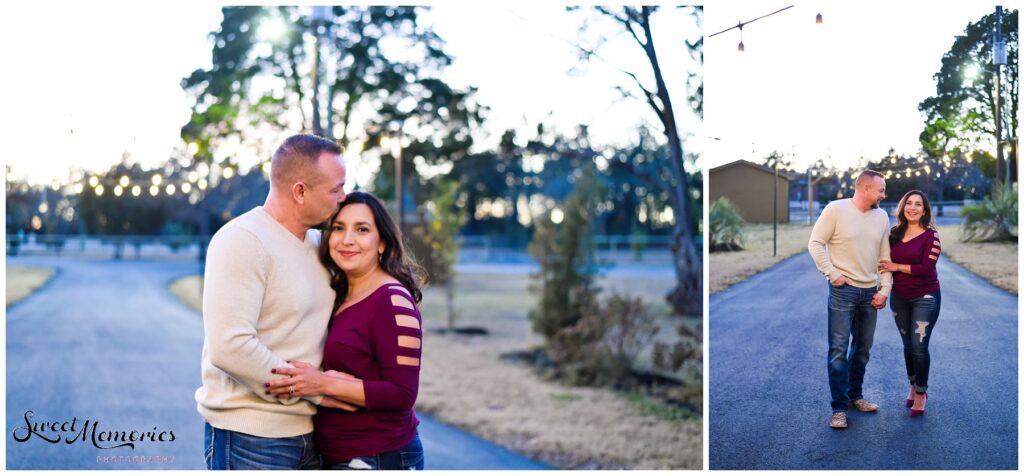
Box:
[890,189,934,245]
[319,191,427,311]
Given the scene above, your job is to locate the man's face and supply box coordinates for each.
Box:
[866,176,886,209]
[303,153,347,225]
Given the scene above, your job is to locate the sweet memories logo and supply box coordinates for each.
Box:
[12,411,176,450]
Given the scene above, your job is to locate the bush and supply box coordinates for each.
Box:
[653,323,702,380]
[961,181,1018,242]
[528,165,602,341]
[407,180,465,331]
[550,292,659,387]
[709,197,746,251]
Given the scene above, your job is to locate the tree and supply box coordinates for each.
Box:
[528,164,602,341]
[181,6,483,231]
[919,9,1018,181]
[575,6,703,316]
[407,179,465,331]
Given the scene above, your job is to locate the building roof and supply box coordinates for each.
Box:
[709,159,795,180]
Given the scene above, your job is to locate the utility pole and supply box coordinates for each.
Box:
[773,154,778,257]
[994,6,1008,186]
[311,6,330,137]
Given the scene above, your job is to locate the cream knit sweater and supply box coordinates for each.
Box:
[808,198,893,296]
[195,207,334,437]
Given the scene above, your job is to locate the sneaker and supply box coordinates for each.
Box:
[850,399,879,412]
[829,412,848,429]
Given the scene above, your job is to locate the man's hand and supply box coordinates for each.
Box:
[871,293,887,309]
[831,276,848,287]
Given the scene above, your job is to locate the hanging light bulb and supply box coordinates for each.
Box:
[738,25,745,52]
[816,12,823,24]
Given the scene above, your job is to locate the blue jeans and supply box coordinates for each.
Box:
[325,433,424,470]
[827,283,878,412]
[890,291,941,393]
[204,422,319,470]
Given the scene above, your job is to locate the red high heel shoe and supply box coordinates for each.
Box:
[909,392,928,417]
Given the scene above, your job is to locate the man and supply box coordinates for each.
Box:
[808,170,893,430]
[196,134,347,469]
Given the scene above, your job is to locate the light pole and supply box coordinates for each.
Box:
[311,6,330,137]
[993,6,1008,186]
[772,152,778,257]
[807,162,830,225]
[382,131,405,231]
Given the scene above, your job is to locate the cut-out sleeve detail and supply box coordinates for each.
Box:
[908,230,940,276]
[362,288,422,411]
[388,285,412,298]
[397,335,421,349]
[391,294,415,310]
[395,314,420,329]
[396,356,420,366]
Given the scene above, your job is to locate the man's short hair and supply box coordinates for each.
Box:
[270,134,342,188]
[855,170,884,188]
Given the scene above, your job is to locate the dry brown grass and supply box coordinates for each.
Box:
[168,271,701,469]
[935,225,1017,294]
[709,223,812,294]
[707,222,1018,296]
[6,265,56,306]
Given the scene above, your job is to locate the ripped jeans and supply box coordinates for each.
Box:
[890,291,941,393]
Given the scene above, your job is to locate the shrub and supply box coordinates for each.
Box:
[528,165,602,341]
[550,292,659,387]
[709,197,746,251]
[653,323,702,374]
[961,181,1018,242]
[407,180,465,330]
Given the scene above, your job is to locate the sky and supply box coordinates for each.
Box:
[0,3,699,188]
[705,2,1010,172]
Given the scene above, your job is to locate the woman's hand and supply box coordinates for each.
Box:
[265,360,333,398]
[878,260,901,273]
[321,396,360,411]
[323,369,360,382]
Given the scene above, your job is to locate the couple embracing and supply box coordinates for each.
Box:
[809,170,943,429]
[195,134,427,469]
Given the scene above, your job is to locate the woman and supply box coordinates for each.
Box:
[879,190,941,417]
[266,191,427,469]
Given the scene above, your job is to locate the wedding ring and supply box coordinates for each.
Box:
[289,385,295,395]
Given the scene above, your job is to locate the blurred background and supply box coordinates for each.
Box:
[4,5,702,470]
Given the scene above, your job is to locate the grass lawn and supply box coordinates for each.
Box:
[169,270,701,469]
[935,225,1017,294]
[709,222,1018,296]
[6,266,56,306]
[709,223,812,294]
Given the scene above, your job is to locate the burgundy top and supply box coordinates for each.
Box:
[314,284,422,463]
[890,228,941,300]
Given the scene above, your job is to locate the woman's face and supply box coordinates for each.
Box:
[902,194,926,224]
[328,203,384,277]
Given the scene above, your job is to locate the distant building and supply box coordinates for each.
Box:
[709,159,791,224]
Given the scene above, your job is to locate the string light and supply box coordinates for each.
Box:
[709,5,798,53]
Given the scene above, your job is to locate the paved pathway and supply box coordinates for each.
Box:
[709,253,1017,470]
[6,256,549,470]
